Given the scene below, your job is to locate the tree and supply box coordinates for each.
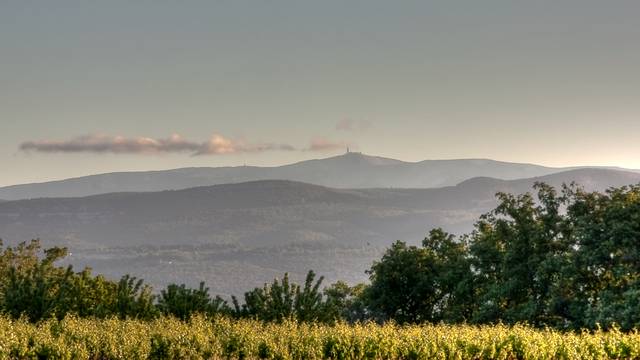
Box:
[0,240,157,321]
[113,274,157,320]
[365,241,438,323]
[322,281,368,323]
[0,241,73,321]
[423,228,474,323]
[468,183,570,326]
[564,184,640,330]
[157,282,229,320]
[364,228,474,324]
[294,270,324,322]
[233,270,327,322]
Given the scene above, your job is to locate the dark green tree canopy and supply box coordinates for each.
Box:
[365,182,640,330]
[0,239,156,322]
[3,182,640,330]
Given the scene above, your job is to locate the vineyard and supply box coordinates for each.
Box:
[0,316,639,360]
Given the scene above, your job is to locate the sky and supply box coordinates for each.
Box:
[2,1,640,187]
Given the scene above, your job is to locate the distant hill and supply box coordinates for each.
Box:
[0,153,572,200]
[1,168,639,296]
[456,167,640,196]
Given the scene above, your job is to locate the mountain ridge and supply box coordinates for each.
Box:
[4,152,634,200]
[2,167,639,295]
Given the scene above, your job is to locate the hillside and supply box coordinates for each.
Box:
[0,153,569,200]
[1,168,639,295]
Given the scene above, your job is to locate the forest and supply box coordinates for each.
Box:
[2,182,640,333]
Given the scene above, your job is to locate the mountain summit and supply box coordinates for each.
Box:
[2,168,640,294]
[0,153,632,200]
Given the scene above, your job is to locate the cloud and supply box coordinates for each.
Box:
[19,134,199,154]
[20,134,297,156]
[194,135,296,156]
[335,119,372,133]
[306,138,348,152]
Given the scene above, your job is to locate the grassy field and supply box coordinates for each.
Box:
[0,316,639,359]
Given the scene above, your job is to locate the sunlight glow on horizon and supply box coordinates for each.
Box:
[1,1,639,185]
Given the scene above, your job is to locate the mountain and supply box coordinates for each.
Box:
[1,168,639,296]
[0,153,569,200]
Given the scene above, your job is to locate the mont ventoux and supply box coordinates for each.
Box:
[1,152,639,296]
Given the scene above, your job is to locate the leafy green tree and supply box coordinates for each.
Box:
[563,184,640,330]
[423,228,474,323]
[365,241,438,323]
[234,272,297,322]
[468,183,571,326]
[294,270,325,322]
[0,240,157,321]
[1,241,73,321]
[322,281,368,323]
[113,274,157,320]
[233,270,327,323]
[158,282,229,320]
[365,229,474,324]
[60,269,118,318]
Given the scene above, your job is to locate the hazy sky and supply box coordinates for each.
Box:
[2,1,640,186]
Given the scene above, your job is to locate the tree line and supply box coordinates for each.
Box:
[0,239,362,324]
[2,182,640,330]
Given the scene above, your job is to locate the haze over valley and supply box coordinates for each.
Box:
[2,153,639,295]
[3,152,639,201]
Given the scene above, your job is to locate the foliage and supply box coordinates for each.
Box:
[0,240,156,321]
[0,315,640,359]
[157,282,230,320]
[468,183,569,326]
[366,182,640,330]
[0,240,354,324]
[365,228,472,323]
[4,182,640,331]
[322,281,368,323]
[233,270,333,323]
[113,274,157,320]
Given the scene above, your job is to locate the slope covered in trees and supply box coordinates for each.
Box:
[365,182,640,330]
[0,153,567,200]
[2,182,640,330]
[2,169,639,297]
